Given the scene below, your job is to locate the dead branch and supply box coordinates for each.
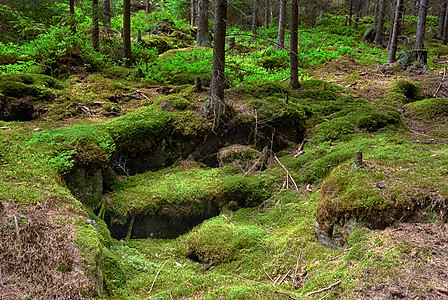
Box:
[148,261,167,295]
[435,287,448,295]
[273,155,299,192]
[306,280,342,297]
[277,269,291,285]
[14,215,20,242]
[433,67,447,97]
[123,89,149,100]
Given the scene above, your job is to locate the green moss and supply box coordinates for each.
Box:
[390,80,419,103]
[347,108,399,132]
[0,73,64,100]
[102,248,127,293]
[406,98,448,119]
[235,82,288,98]
[185,216,267,265]
[311,117,356,143]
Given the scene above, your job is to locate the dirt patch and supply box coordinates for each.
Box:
[353,223,448,300]
[0,200,94,300]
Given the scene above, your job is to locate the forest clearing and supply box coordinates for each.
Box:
[1,0,448,299]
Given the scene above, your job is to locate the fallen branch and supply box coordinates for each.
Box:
[306,280,342,297]
[273,155,299,192]
[148,261,167,295]
[435,287,448,295]
[277,269,291,285]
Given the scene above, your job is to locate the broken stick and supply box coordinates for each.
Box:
[305,280,342,296]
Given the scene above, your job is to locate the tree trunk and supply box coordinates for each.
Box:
[210,0,228,120]
[349,0,353,27]
[276,0,287,50]
[191,0,196,26]
[387,0,404,63]
[70,0,75,33]
[290,0,300,89]
[145,0,150,14]
[196,0,210,46]
[415,0,428,50]
[251,0,260,44]
[443,1,448,44]
[374,0,384,45]
[123,0,132,68]
[264,0,268,28]
[103,0,111,26]
[354,0,363,30]
[436,0,447,39]
[92,0,99,51]
[269,0,273,24]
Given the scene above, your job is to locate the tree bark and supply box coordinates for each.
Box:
[443,0,448,44]
[103,0,111,26]
[353,0,363,30]
[436,0,447,39]
[92,0,99,51]
[145,0,150,14]
[191,0,196,26]
[374,0,384,45]
[210,0,228,120]
[196,0,210,46]
[387,0,404,63]
[290,0,300,89]
[349,0,353,27]
[415,0,428,50]
[70,0,75,33]
[251,0,260,44]
[276,0,287,50]
[123,0,132,68]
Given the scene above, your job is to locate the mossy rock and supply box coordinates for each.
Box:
[147,35,171,54]
[347,108,399,131]
[256,56,288,70]
[311,117,356,143]
[217,144,263,170]
[0,73,64,101]
[185,217,267,265]
[390,80,419,103]
[406,98,448,119]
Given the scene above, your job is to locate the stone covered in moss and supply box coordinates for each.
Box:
[390,80,419,103]
[186,217,267,265]
[0,73,64,100]
[406,98,448,119]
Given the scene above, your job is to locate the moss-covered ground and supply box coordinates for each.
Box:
[1,6,448,300]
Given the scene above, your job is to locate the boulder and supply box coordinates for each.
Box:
[0,94,34,121]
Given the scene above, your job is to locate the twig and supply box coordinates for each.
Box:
[244,157,262,176]
[0,267,3,286]
[306,280,342,297]
[273,155,299,192]
[433,67,446,97]
[317,9,345,53]
[279,77,290,84]
[435,287,448,295]
[233,274,265,285]
[14,215,20,242]
[277,269,291,285]
[256,258,274,282]
[148,261,167,295]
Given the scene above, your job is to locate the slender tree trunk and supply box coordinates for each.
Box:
[210,0,228,120]
[92,0,99,51]
[373,0,379,27]
[436,0,447,38]
[145,0,150,14]
[123,0,132,67]
[191,0,196,26]
[349,0,353,27]
[276,0,287,50]
[290,0,300,89]
[251,0,260,44]
[103,0,111,26]
[264,0,268,28]
[354,0,363,30]
[269,0,273,23]
[374,0,384,45]
[443,1,448,44]
[387,0,404,63]
[415,0,428,50]
[70,0,75,33]
[196,0,210,46]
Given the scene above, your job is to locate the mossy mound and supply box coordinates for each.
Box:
[106,167,279,239]
[406,98,448,119]
[315,136,448,248]
[235,82,288,98]
[186,217,267,265]
[390,80,419,103]
[0,73,64,100]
